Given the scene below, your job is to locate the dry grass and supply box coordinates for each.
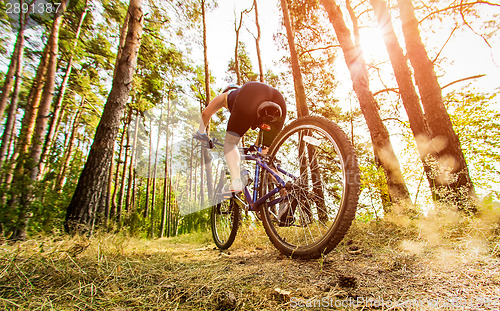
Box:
[0,207,499,310]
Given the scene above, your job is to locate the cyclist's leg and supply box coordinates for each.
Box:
[224,131,244,191]
[225,85,260,191]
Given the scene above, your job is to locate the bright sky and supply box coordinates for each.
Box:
[203,0,500,99]
[204,0,284,87]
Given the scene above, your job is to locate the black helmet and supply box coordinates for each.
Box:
[257,101,282,123]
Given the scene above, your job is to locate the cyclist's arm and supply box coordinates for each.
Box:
[198,93,228,134]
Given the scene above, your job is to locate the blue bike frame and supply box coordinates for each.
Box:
[239,147,297,212]
[196,137,296,212]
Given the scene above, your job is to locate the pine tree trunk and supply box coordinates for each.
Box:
[281,0,331,219]
[370,0,436,195]
[111,125,127,218]
[199,148,204,208]
[149,108,164,238]
[16,45,50,156]
[201,0,210,105]
[279,0,309,118]
[143,115,153,218]
[320,0,412,205]
[105,153,114,228]
[253,0,264,83]
[0,29,24,168]
[64,0,144,233]
[113,9,131,79]
[118,110,132,222]
[201,0,214,202]
[126,110,139,213]
[55,98,85,191]
[188,138,193,203]
[38,5,89,177]
[0,6,25,121]
[397,0,475,206]
[26,0,68,182]
[160,98,171,238]
[234,14,243,85]
[346,0,392,208]
[1,14,49,189]
[8,1,68,240]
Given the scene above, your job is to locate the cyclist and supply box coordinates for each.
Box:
[194,81,287,194]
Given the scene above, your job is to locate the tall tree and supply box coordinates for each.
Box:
[8,0,69,240]
[319,0,412,205]
[27,0,69,181]
[65,0,144,233]
[397,0,475,206]
[253,0,264,82]
[0,5,27,168]
[200,0,214,200]
[0,1,26,121]
[38,3,90,177]
[160,95,171,238]
[369,0,437,196]
[279,0,308,118]
[126,111,140,213]
[55,98,85,191]
[233,5,253,85]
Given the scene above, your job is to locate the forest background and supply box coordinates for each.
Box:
[0,0,499,241]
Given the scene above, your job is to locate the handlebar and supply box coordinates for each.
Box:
[193,134,266,158]
[193,133,223,149]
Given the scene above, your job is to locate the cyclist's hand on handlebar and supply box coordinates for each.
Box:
[193,131,213,148]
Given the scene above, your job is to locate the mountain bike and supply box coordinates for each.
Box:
[195,116,360,259]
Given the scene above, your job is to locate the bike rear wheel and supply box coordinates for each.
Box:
[259,116,359,259]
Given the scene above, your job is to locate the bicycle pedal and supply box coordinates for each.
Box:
[221,190,242,200]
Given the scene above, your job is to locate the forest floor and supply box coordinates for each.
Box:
[1,207,500,310]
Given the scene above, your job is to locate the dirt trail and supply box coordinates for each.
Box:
[0,219,499,310]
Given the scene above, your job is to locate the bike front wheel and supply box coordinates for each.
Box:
[211,197,240,249]
[259,116,359,259]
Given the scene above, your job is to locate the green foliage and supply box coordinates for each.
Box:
[359,160,391,215]
[284,0,344,122]
[445,91,500,198]
[177,208,211,235]
[227,42,258,83]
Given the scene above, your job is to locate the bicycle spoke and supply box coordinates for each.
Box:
[262,123,348,250]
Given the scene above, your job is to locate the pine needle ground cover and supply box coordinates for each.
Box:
[0,209,499,310]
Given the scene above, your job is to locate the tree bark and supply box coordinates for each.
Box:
[0,26,24,168]
[253,0,264,83]
[1,13,50,188]
[160,98,171,238]
[201,0,210,106]
[319,0,412,204]
[201,0,214,202]
[118,110,132,222]
[111,116,129,219]
[0,6,25,121]
[149,107,164,238]
[65,0,144,233]
[55,97,85,191]
[27,0,68,181]
[126,110,139,213]
[397,0,475,205]
[8,0,68,240]
[280,0,308,118]
[143,115,153,218]
[38,5,89,177]
[370,0,436,195]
